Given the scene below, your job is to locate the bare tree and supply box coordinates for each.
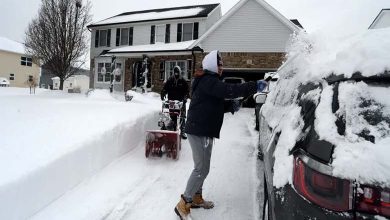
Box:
[25,0,91,90]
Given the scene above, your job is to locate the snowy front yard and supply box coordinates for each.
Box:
[0,87,262,220]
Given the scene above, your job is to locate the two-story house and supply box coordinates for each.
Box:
[87,3,221,92]
[88,0,302,94]
[0,37,40,88]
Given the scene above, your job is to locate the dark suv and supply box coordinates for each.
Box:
[258,29,390,220]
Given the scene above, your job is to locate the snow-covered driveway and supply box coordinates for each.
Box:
[32,109,262,220]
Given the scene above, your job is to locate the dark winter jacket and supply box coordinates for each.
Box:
[185,51,257,138]
[161,76,189,101]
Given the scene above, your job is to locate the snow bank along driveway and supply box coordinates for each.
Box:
[0,88,160,220]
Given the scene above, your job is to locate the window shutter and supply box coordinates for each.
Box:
[159,61,165,80]
[187,59,192,80]
[107,29,111,47]
[165,24,170,43]
[150,25,155,44]
[116,28,120,46]
[129,27,133,46]
[95,30,99,47]
[177,23,182,42]
[193,22,199,40]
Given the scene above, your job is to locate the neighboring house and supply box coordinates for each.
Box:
[87,3,221,92]
[369,9,390,29]
[40,67,89,90]
[0,37,40,88]
[51,69,90,92]
[87,0,301,93]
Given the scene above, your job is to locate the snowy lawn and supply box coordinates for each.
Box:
[0,87,262,220]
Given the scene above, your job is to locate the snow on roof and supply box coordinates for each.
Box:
[0,36,25,55]
[0,77,10,85]
[92,7,204,26]
[108,40,196,54]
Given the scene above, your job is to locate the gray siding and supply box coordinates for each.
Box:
[201,0,293,53]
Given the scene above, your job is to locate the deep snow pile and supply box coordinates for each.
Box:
[0,88,160,220]
[0,87,261,220]
[262,28,390,188]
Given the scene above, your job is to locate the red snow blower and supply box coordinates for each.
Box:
[145,100,183,160]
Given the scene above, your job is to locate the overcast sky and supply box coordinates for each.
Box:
[1,0,390,43]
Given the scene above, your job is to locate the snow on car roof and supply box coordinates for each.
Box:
[264,28,390,188]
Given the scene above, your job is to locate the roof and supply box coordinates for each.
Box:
[290,19,304,29]
[189,0,301,48]
[0,77,10,85]
[106,40,199,56]
[369,8,390,29]
[88,4,220,28]
[0,37,25,55]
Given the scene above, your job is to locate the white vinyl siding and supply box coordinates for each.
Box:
[201,0,293,52]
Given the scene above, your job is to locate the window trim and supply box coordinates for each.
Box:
[164,60,191,82]
[116,27,133,46]
[21,56,32,67]
[9,73,15,81]
[177,22,199,42]
[155,24,166,43]
[96,61,123,84]
[96,29,111,47]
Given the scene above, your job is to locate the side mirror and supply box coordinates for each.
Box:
[254,93,267,104]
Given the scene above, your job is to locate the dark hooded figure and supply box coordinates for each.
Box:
[161,65,189,139]
[174,50,268,219]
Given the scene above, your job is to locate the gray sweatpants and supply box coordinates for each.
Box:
[183,134,214,201]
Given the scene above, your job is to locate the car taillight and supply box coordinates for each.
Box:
[356,185,390,217]
[293,156,352,211]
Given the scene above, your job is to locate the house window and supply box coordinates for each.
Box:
[95,29,111,47]
[9,73,15,80]
[97,62,111,82]
[116,28,133,46]
[21,57,32,66]
[164,60,191,81]
[155,25,166,43]
[177,22,199,42]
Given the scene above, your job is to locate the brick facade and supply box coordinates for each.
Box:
[99,52,285,93]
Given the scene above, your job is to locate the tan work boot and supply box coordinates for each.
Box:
[191,193,214,209]
[174,195,192,220]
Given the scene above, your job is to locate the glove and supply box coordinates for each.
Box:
[231,99,240,114]
[257,80,268,92]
